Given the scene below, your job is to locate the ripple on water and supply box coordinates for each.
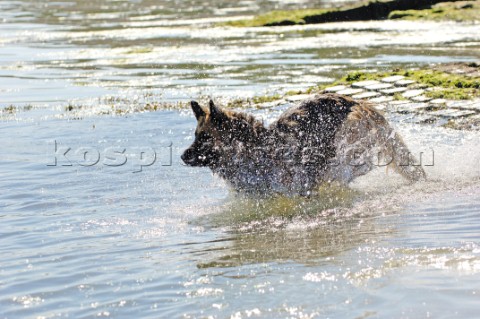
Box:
[1,1,480,316]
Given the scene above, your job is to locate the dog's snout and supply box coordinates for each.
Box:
[181,150,191,163]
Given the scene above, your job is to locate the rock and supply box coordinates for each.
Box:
[285,94,314,102]
[365,83,394,91]
[374,104,387,111]
[369,96,394,103]
[388,100,410,106]
[324,85,347,93]
[402,89,425,98]
[446,101,469,108]
[392,102,429,113]
[351,80,381,88]
[411,95,432,102]
[351,91,381,99]
[381,87,408,95]
[446,100,480,111]
[381,75,405,83]
[336,88,364,96]
[395,79,416,87]
[429,98,447,105]
[415,115,438,125]
[431,109,477,118]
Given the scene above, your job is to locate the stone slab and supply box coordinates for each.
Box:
[351,80,381,88]
[285,94,314,102]
[365,83,393,91]
[429,98,447,105]
[395,79,416,87]
[446,101,470,108]
[381,75,405,83]
[381,87,408,95]
[388,100,410,106]
[351,91,381,99]
[369,96,394,103]
[324,85,347,93]
[393,102,429,113]
[446,100,480,111]
[411,95,432,102]
[431,109,477,118]
[336,88,364,96]
[402,89,425,98]
[374,104,387,111]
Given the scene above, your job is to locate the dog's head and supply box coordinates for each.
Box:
[181,100,230,167]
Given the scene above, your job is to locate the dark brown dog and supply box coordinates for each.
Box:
[182,94,426,195]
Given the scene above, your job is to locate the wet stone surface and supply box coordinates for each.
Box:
[411,95,432,102]
[402,89,425,98]
[324,74,480,131]
[324,85,348,93]
[336,88,364,96]
[365,83,394,91]
[381,75,405,83]
[352,91,381,99]
[351,80,381,88]
[395,79,416,87]
[381,87,408,95]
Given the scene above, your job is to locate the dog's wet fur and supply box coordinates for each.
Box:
[182,94,426,195]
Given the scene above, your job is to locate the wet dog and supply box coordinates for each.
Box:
[182,94,426,195]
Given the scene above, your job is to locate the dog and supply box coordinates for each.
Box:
[181,94,426,196]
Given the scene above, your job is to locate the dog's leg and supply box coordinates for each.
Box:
[330,103,426,183]
[385,129,427,181]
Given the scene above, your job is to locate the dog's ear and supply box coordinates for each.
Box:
[190,101,205,120]
[209,100,228,124]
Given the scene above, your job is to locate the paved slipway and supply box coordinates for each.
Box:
[325,76,480,129]
[252,72,480,131]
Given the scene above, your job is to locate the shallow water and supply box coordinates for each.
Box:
[1,1,480,318]
[2,0,480,111]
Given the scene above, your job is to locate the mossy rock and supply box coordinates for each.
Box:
[389,1,480,21]
[222,9,330,27]
[222,1,480,27]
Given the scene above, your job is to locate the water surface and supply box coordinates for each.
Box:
[1,1,480,318]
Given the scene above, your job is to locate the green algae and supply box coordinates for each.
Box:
[225,95,283,109]
[405,69,479,99]
[389,1,480,21]
[425,88,477,99]
[222,9,330,27]
[222,1,480,27]
[2,105,17,114]
[2,104,34,113]
[319,68,480,100]
[405,70,480,89]
[251,94,282,104]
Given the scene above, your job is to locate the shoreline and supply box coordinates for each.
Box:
[222,0,480,27]
[2,63,479,131]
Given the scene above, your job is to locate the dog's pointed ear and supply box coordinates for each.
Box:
[209,100,219,116]
[190,101,205,120]
[208,100,227,124]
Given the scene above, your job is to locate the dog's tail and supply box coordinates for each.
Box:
[332,102,426,183]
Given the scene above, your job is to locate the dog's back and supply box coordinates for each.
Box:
[268,94,426,191]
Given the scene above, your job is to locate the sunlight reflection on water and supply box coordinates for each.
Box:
[1,1,480,318]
